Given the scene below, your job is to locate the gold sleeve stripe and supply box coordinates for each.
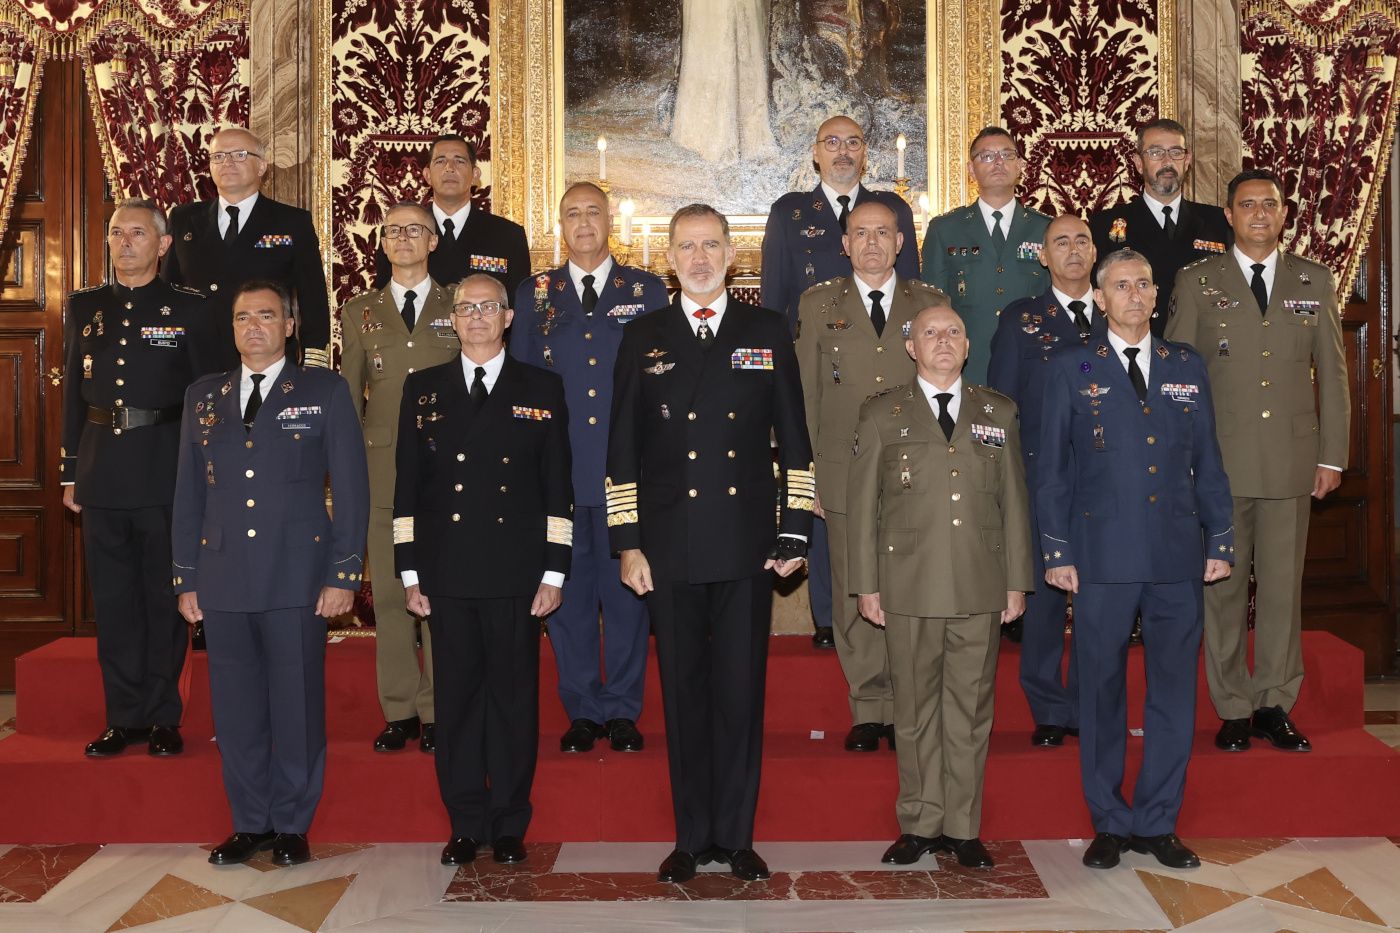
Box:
[547,516,574,546]
[392,516,414,544]
[606,510,639,527]
[786,496,815,512]
[303,346,330,368]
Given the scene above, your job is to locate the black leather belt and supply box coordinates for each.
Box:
[86,404,182,430]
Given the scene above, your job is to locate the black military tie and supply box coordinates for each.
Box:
[1068,299,1090,337]
[1124,347,1147,402]
[1250,262,1269,315]
[581,273,598,316]
[934,392,955,441]
[1161,204,1177,239]
[694,308,715,349]
[469,365,488,410]
[224,205,239,247]
[401,289,417,332]
[991,209,1007,254]
[441,217,456,243]
[868,289,886,337]
[837,194,851,231]
[243,372,264,432]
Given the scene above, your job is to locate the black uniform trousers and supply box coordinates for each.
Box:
[83,505,186,729]
[429,595,541,841]
[203,606,327,834]
[648,571,772,853]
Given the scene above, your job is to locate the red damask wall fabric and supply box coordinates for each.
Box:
[331,0,493,308]
[1241,1,1400,293]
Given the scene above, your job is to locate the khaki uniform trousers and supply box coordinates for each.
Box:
[826,510,893,725]
[370,506,434,722]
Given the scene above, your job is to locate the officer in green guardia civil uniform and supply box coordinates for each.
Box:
[340,201,463,756]
[921,126,1050,386]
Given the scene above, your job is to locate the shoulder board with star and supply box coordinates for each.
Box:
[1023,204,1052,221]
[1181,256,1213,271]
[1283,252,1332,277]
[70,283,108,297]
[970,384,1015,409]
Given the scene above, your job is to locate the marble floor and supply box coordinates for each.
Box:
[0,682,1394,932]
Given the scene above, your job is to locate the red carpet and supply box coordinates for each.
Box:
[4,631,1398,842]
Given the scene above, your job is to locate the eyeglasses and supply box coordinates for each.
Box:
[451,301,505,318]
[820,135,865,152]
[209,149,260,165]
[1141,146,1189,161]
[972,149,1021,164]
[382,223,432,240]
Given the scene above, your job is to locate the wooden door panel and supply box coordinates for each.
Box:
[0,331,45,487]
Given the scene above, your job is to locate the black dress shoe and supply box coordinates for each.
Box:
[1001,617,1024,643]
[1129,833,1200,869]
[881,833,941,865]
[271,833,311,866]
[1031,724,1068,747]
[884,723,897,750]
[1215,718,1251,751]
[606,718,644,752]
[493,836,527,864]
[441,836,479,865]
[191,621,206,651]
[419,723,436,753]
[844,721,886,752]
[712,848,770,881]
[657,848,698,883]
[940,836,994,868]
[559,718,606,753]
[1082,832,1128,869]
[85,726,147,757]
[148,725,184,756]
[374,717,421,752]
[812,626,836,649]
[208,831,275,865]
[1251,706,1311,751]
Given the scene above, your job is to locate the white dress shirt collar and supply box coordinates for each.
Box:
[239,355,286,410]
[389,275,433,319]
[218,191,259,236]
[1106,327,1152,385]
[854,272,898,316]
[460,347,506,392]
[679,290,729,336]
[1232,246,1278,295]
[433,200,472,235]
[568,256,614,302]
[977,198,1016,239]
[917,375,963,424]
[1142,191,1183,228]
[1052,286,1096,324]
[820,181,859,216]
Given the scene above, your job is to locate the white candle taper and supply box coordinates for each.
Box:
[553,223,561,266]
[597,137,607,181]
[641,223,651,266]
[896,134,906,179]
[619,199,635,245]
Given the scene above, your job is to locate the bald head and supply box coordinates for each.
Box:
[208,127,268,202]
[843,200,904,284]
[813,114,866,190]
[905,301,967,386]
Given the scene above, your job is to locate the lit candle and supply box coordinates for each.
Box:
[619,199,635,245]
[917,192,930,229]
[553,223,561,266]
[597,136,607,181]
[896,134,906,178]
[641,223,651,267]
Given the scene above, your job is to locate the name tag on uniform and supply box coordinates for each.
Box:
[471,254,509,273]
[971,424,1005,448]
[1192,239,1227,253]
[255,234,293,248]
[1284,299,1320,316]
[512,406,552,420]
[608,303,645,318]
[732,348,774,370]
[1161,383,1200,404]
[141,325,184,347]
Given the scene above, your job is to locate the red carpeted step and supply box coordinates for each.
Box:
[1,725,1397,843]
[12,631,1366,740]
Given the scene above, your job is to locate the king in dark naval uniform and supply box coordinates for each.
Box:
[62,199,219,759]
[608,204,814,884]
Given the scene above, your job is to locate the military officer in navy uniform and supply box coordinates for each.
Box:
[163,128,332,370]
[62,199,219,758]
[1089,119,1232,337]
[1036,249,1234,871]
[762,114,918,650]
[173,280,369,868]
[395,273,573,868]
[510,182,667,756]
[373,134,531,297]
[988,214,1100,747]
[922,126,1050,386]
[608,204,814,884]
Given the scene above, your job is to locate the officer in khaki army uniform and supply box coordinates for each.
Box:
[795,199,946,753]
[847,301,1032,870]
[1165,169,1349,755]
[341,202,462,755]
[62,199,219,759]
[922,126,1050,386]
